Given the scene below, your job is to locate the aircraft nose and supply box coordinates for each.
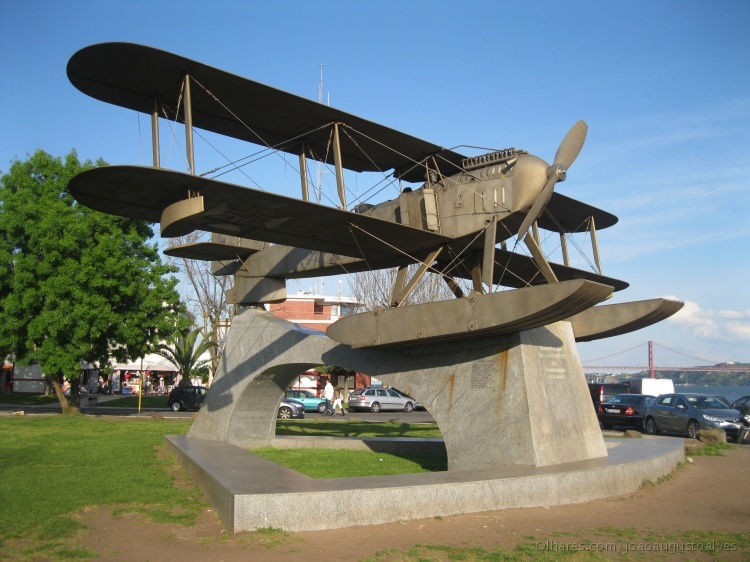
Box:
[511,154,549,213]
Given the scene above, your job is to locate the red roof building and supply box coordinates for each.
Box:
[265,289,371,396]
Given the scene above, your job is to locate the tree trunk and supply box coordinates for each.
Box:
[52,375,80,416]
[68,377,81,408]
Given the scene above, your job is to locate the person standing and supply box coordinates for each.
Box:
[332,386,345,416]
[323,379,334,416]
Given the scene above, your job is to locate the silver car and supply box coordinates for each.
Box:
[347,387,416,413]
[644,393,741,439]
[277,398,305,419]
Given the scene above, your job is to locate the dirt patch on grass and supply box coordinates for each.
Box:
[68,443,750,561]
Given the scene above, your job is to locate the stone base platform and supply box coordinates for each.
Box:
[165,435,685,533]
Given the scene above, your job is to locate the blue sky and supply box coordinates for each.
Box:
[1,0,748,365]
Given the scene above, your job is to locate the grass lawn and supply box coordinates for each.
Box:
[253,448,447,477]
[2,415,748,561]
[0,416,443,554]
[267,420,446,477]
[0,415,196,558]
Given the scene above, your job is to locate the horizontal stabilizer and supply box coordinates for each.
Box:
[164,241,262,261]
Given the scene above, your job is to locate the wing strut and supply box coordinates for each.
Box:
[392,247,444,307]
[390,266,408,307]
[481,217,497,291]
[299,142,309,202]
[560,232,569,266]
[523,233,559,284]
[184,74,195,174]
[589,216,602,274]
[333,123,346,208]
[151,97,160,167]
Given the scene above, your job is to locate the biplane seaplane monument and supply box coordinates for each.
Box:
[67,43,685,531]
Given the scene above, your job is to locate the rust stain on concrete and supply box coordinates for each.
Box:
[497,349,509,395]
[446,373,455,411]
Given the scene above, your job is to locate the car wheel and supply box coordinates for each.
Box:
[601,423,612,430]
[370,402,381,413]
[170,401,182,412]
[317,403,326,414]
[278,406,292,419]
[404,402,414,412]
[644,417,659,435]
[687,420,700,440]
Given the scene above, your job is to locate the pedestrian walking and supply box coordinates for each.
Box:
[323,379,334,416]
[332,386,345,416]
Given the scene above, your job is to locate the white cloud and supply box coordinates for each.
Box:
[719,309,746,320]
[668,299,750,342]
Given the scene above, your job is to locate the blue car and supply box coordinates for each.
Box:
[285,390,327,413]
[645,393,741,440]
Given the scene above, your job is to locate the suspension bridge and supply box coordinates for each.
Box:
[581,341,746,376]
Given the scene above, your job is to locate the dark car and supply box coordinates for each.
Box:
[168,386,208,411]
[597,394,655,430]
[644,393,742,439]
[588,383,630,410]
[731,395,750,416]
[277,398,305,419]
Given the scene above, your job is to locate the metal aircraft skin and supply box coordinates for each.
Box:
[66,43,683,348]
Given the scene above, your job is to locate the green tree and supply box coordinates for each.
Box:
[0,150,183,412]
[155,323,217,386]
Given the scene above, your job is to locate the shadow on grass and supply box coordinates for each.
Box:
[252,447,447,478]
[275,419,442,439]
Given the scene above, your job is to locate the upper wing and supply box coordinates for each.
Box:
[67,42,467,183]
[69,165,452,263]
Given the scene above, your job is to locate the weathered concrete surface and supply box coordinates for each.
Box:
[189,307,606,470]
[165,434,685,533]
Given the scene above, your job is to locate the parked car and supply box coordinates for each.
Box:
[597,394,655,430]
[588,383,630,410]
[277,398,305,419]
[285,389,327,413]
[168,385,208,411]
[644,393,742,439]
[389,387,425,410]
[347,387,416,413]
[731,395,750,416]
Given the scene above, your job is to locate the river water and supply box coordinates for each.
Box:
[674,385,750,404]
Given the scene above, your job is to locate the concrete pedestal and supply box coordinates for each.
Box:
[189,308,607,469]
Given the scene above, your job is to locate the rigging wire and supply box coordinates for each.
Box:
[344,222,450,287]
[149,71,610,301]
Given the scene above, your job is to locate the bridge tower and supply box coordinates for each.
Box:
[648,340,655,378]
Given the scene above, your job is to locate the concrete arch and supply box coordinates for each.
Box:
[226,362,322,447]
[189,308,607,470]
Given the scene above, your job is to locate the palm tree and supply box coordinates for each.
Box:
[156,326,217,387]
